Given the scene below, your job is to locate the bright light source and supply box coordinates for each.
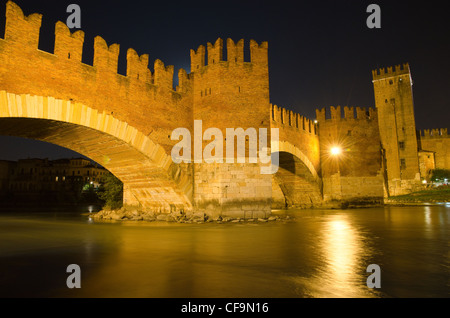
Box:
[422,180,427,184]
[314,120,318,124]
[330,146,342,156]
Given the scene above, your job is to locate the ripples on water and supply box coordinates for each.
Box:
[0,206,448,298]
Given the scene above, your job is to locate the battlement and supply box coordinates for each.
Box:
[190,38,268,72]
[271,104,317,135]
[315,106,377,122]
[420,128,450,139]
[1,1,189,92]
[372,63,410,80]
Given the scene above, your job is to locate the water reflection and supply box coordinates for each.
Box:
[0,206,448,298]
[291,214,381,298]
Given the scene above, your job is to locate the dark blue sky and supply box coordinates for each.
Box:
[0,0,449,161]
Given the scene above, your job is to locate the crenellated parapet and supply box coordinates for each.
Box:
[93,36,120,74]
[372,63,410,81]
[420,128,449,139]
[190,37,268,72]
[1,1,188,92]
[271,104,317,135]
[126,48,151,82]
[54,21,84,62]
[315,106,377,122]
[4,1,42,48]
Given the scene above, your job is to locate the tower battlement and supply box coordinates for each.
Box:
[420,128,449,139]
[271,104,317,135]
[372,63,410,81]
[1,1,189,92]
[315,106,377,122]
[190,38,268,72]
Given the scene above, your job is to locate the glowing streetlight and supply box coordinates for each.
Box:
[330,146,342,156]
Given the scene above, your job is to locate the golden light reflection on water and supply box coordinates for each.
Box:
[297,215,380,298]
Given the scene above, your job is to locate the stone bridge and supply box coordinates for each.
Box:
[0,1,323,217]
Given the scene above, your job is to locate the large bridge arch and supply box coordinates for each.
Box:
[0,91,193,213]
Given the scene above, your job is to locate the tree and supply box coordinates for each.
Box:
[98,172,123,209]
[431,169,450,182]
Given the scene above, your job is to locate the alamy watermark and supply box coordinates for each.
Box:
[366,264,381,288]
[366,4,381,29]
[66,4,81,29]
[171,120,279,174]
[66,264,81,288]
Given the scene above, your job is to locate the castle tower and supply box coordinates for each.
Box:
[189,38,272,218]
[372,63,421,196]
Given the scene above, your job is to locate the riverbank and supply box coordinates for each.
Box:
[88,187,450,222]
[385,186,450,205]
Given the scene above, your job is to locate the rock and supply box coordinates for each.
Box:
[258,218,268,222]
[111,213,125,220]
[192,212,206,220]
[156,214,168,221]
[268,216,278,221]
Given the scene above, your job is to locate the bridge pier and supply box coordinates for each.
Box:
[193,163,272,219]
[123,184,141,208]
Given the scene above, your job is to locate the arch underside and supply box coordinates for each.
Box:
[0,117,192,212]
[272,152,323,209]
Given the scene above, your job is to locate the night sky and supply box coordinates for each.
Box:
[0,0,449,161]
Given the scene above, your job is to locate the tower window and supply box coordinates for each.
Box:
[400,159,406,170]
[389,80,393,85]
[399,141,405,150]
[347,130,352,136]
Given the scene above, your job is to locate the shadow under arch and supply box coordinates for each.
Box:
[0,91,193,213]
[272,151,323,209]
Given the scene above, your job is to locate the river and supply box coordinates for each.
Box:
[0,205,448,298]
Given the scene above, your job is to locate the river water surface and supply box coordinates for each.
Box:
[0,205,448,298]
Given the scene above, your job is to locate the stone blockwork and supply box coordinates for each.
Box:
[316,106,384,203]
[189,38,274,215]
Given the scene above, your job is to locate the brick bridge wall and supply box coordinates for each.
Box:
[0,1,195,213]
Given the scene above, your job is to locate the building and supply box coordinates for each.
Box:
[0,158,107,204]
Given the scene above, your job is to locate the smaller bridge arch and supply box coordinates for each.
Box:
[272,149,323,209]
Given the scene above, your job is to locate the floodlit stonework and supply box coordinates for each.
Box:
[0,1,448,217]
